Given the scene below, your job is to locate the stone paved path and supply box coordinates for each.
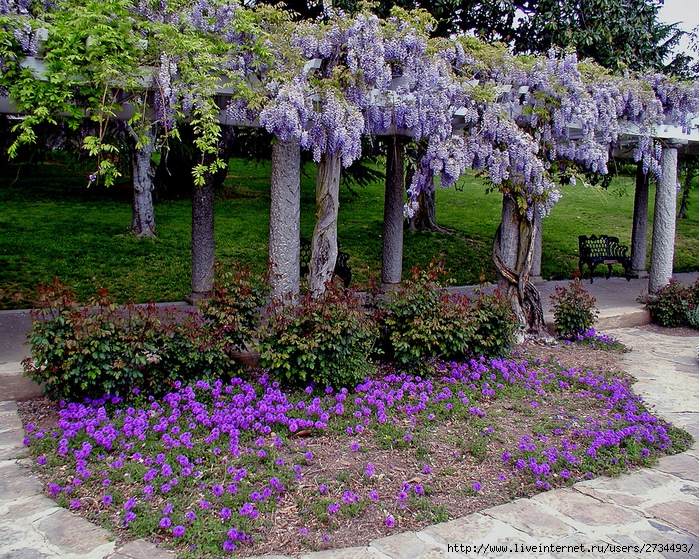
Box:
[1,327,698,559]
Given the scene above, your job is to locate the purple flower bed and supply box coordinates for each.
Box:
[24,356,691,556]
[563,328,626,350]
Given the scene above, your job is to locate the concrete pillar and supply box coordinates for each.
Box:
[649,141,685,293]
[190,175,215,298]
[530,211,544,284]
[381,136,406,286]
[630,161,649,278]
[269,140,301,301]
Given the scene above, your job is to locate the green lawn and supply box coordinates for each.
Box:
[1,159,697,309]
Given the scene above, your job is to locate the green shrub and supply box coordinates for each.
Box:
[23,278,242,401]
[687,305,699,330]
[550,279,599,337]
[198,263,268,354]
[641,280,699,328]
[376,265,517,367]
[257,283,378,388]
[158,310,233,380]
[468,290,517,357]
[376,266,464,367]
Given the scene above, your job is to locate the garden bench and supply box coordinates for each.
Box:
[300,238,352,288]
[578,234,631,283]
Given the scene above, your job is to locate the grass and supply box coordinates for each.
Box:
[1,158,698,308]
[19,340,694,558]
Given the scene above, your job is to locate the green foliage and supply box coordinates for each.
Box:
[376,263,517,367]
[22,279,238,401]
[258,283,378,388]
[468,290,518,357]
[198,263,268,354]
[641,279,699,329]
[550,278,598,337]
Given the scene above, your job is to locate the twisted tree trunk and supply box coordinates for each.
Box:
[127,124,157,238]
[309,152,342,297]
[493,196,549,342]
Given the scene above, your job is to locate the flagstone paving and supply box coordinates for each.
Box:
[0,322,697,558]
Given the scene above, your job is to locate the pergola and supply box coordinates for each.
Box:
[527,120,699,293]
[3,36,698,302]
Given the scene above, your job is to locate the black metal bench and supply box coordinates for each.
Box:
[300,238,352,288]
[578,234,631,283]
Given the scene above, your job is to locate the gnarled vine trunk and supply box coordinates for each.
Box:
[127,124,157,238]
[309,152,341,297]
[493,196,549,343]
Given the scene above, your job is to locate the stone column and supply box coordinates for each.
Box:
[382,136,406,286]
[190,176,215,298]
[630,161,649,278]
[269,140,301,301]
[649,140,685,293]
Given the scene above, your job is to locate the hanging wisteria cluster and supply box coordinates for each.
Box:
[1,0,698,207]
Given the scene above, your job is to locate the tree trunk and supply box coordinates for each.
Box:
[269,140,301,301]
[129,125,157,238]
[309,152,341,297]
[407,189,452,232]
[382,136,405,286]
[630,161,649,277]
[649,142,681,294]
[493,196,549,342]
[189,127,236,298]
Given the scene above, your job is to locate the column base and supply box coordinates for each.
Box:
[184,292,207,305]
[629,269,649,279]
[379,282,400,293]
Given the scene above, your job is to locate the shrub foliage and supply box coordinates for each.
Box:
[258,283,378,388]
[26,266,521,400]
[376,266,517,367]
[641,279,699,329]
[24,266,266,400]
[550,279,599,337]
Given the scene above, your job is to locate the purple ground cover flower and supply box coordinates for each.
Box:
[172,525,185,537]
[25,345,690,556]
